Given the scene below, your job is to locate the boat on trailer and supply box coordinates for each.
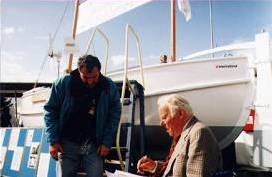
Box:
[109,54,255,150]
[16,0,272,172]
[19,34,260,149]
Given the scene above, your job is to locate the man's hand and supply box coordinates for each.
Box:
[137,155,156,174]
[49,143,64,161]
[97,144,110,157]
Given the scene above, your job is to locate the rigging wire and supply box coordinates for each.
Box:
[34,0,70,88]
[92,40,96,56]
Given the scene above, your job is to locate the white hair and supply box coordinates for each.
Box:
[157,94,193,119]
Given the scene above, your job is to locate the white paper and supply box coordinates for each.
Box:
[105,170,115,177]
[116,170,145,177]
[0,147,7,170]
[25,129,34,147]
[0,129,6,146]
[27,142,40,169]
[105,170,145,177]
[8,128,20,150]
[36,153,50,177]
[10,147,23,171]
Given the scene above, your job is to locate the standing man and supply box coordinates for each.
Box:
[137,94,222,177]
[44,55,121,177]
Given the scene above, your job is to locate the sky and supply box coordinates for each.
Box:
[1,0,272,83]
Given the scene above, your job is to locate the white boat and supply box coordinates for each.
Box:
[17,0,272,169]
[19,40,258,149]
[19,87,50,128]
[109,54,255,149]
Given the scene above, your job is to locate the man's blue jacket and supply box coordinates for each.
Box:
[44,73,121,148]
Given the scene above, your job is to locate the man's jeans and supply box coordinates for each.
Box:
[57,140,104,177]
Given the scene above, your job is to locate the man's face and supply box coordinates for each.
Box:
[79,66,100,87]
[159,106,176,137]
[159,106,186,138]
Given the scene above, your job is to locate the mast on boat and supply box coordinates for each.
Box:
[171,0,215,60]
[170,0,177,62]
[209,0,215,49]
[66,0,80,73]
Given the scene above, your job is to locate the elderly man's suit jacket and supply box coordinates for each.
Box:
[162,117,222,177]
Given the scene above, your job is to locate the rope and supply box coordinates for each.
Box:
[34,1,70,87]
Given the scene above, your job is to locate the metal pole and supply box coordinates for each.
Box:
[209,0,215,49]
[66,0,80,73]
[57,60,60,79]
[14,91,18,126]
[170,0,176,62]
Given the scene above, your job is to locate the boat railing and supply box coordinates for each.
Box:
[85,27,109,75]
[116,24,145,170]
[121,24,145,109]
[183,42,255,60]
[122,24,145,91]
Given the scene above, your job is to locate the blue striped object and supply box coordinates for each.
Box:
[36,129,57,177]
[1,128,26,177]
[20,128,43,177]
[2,128,11,146]
[0,128,9,176]
[0,128,58,177]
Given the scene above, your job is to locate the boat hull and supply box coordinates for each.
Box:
[19,56,255,149]
[19,87,50,128]
[110,56,255,149]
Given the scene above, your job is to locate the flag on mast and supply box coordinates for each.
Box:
[177,0,192,21]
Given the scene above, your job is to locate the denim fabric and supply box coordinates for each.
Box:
[57,140,104,177]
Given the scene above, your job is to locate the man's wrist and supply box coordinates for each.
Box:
[150,161,158,174]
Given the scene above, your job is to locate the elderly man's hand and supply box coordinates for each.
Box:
[137,155,157,174]
[97,144,110,157]
[49,143,64,161]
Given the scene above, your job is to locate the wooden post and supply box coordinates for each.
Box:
[170,0,176,62]
[66,0,80,73]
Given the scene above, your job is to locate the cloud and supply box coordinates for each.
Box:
[143,54,159,65]
[2,26,25,35]
[35,35,50,40]
[109,55,136,69]
[0,51,60,82]
[108,54,160,71]
[2,27,15,35]
[263,24,272,33]
[231,37,251,44]
[0,51,34,82]
[17,27,24,33]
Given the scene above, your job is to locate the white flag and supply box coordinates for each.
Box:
[177,0,192,21]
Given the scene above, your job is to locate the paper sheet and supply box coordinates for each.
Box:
[105,170,145,177]
[27,142,40,169]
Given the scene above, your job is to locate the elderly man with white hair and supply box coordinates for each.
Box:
[137,94,222,177]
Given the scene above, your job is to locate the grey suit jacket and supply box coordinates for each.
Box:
[162,117,222,177]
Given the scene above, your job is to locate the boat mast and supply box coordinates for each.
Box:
[66,0,80,73]
[209,0,215,49]
[170,0,176,62]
